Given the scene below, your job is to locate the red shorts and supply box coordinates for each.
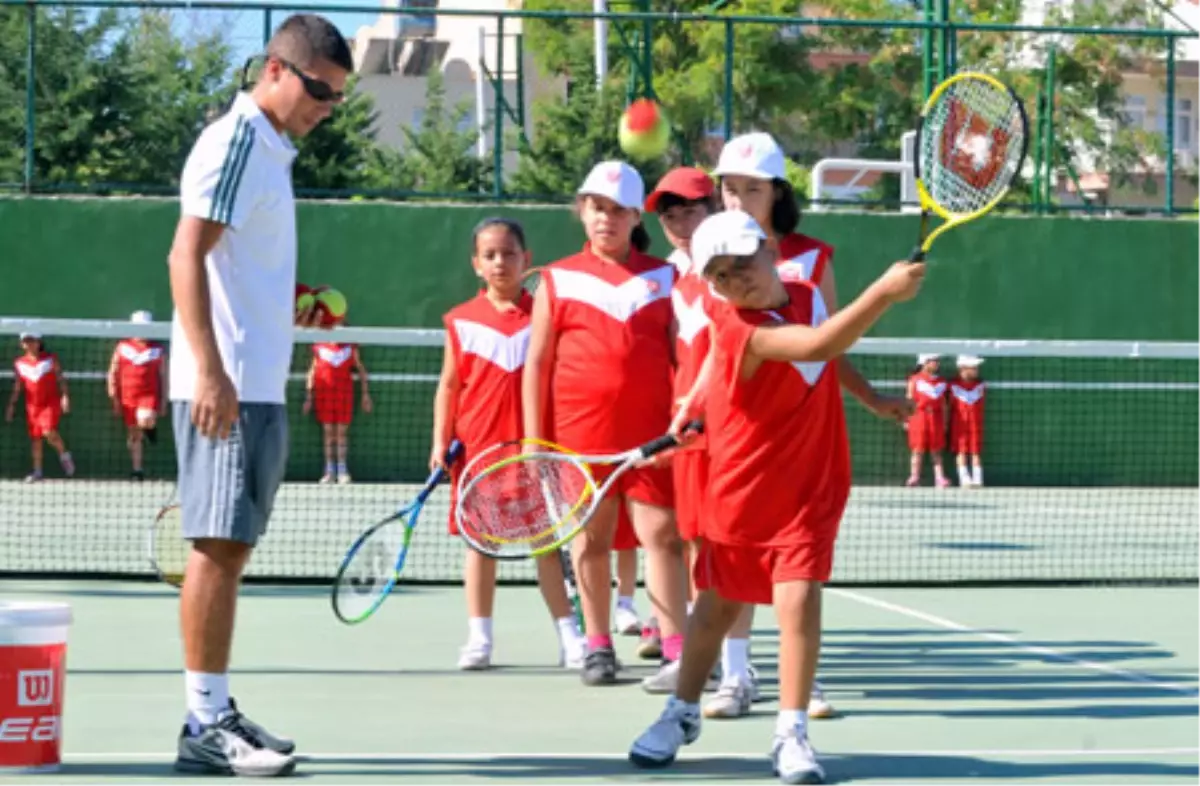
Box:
[907,409,945,452]
[26,407,61,439]
[314,387,354,425]
[693,538,836,604]
[613,506,640,551]
[588,462,674,509]
[671,449,707,542]
[952,422,982,455]
[121,396,160,427]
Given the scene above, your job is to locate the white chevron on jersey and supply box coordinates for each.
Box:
[777,248,822,283]
[672,290,709,345]
[551,266,673,323]
[455,321,531,373]
[917,379,947,399]
[951,383,985,405]
[316,345,354,367]
[16,358,54,383]
[119,343,163,366]
[767,286,829,386]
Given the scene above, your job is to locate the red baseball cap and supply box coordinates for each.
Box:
[644,167,715,212]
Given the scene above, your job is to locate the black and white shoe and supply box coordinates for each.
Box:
[175,707,296,777]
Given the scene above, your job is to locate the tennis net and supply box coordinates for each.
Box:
[1,317,1196,586]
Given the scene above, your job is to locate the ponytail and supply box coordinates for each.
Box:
[631,223,651,253]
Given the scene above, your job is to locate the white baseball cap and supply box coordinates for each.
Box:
[691,210,768,274]
[714,132,787,181]
[957,354,984,367]
[130,310,153,324]
[18,331,40,341]
[917,353,940,364]
[577,161,645,211]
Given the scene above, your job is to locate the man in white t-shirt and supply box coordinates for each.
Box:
[166,13,350,777]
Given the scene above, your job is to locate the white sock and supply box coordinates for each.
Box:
[617,595,635,612]
[555,616,581,642]
[324,462,335,474]
[467,617,493,645]
[957,465,971,486]
[185,671,230,730]
[973,465,984,485]
[686,601,694,618]
[776,708,807,736]
[721,637,750,682]
[336,462,348,476]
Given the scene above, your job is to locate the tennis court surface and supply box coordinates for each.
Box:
[0,319,1196,783]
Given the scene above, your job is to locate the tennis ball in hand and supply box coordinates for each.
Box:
[313,286,348,327]
[619,98,671,161]
[295,283,315,314]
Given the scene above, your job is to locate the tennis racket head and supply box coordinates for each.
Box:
[456,447,599,560]
[912,72,1028,257]
[521,266,545,296]
[148,504,188,588]
[331,504,418,624]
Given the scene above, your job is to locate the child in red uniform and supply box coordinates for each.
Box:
[949,354,986,488]
[906,353,950,488]
[637,167,718,679]
[628,210,925,784]
[5,332,75,482]
[433,218,585,671]
[107,311,168,480]
[303,334,372,484]
[697,132,911,720]
[524,161,688,687]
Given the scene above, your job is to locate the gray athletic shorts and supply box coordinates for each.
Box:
[172,402,288,547]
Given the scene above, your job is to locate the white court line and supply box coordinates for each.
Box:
[829,588,1200,699]
[62,748,1200,762]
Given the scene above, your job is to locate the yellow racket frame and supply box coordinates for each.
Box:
[457,437,599,555]
[912,71,1028,257]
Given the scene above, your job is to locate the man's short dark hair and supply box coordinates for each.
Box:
[267,14,353,73]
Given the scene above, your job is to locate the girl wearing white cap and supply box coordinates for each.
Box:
[5,332,75,482]
[949,355,986,487]
[700,132,912,720]
[906,353,950,487]
[523,160,688,687]
[107,310,168,480]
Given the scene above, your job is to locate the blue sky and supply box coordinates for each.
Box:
[220,0,383,67]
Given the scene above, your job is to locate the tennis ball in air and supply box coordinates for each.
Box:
[619,98,671,161]
[314,286,348,327]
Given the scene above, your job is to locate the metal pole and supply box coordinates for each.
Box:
[24,1,35,193]
[492,15,504,198]
[1165,41,1176,215]
[640,0,652,97]
[594,0,607,88]
[922,0,934,99]
[262,8,272,45]
[723,18,734,140]
[515,32,525,130]
[476,26,487,160]
[1045,46,1056,211]
[1031,89,1043,213]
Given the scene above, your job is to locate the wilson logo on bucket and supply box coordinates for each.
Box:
[17,671,53,708]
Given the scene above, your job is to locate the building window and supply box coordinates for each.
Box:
[1122,95,1147,129]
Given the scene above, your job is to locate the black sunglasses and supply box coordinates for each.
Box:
[278,59,345,103]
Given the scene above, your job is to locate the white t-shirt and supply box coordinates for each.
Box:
[170,92,299,405]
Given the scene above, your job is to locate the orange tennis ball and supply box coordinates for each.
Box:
[313,286,347,327]
[619,98,671,161]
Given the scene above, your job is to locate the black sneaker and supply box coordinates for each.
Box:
[581,646,619,686]
[131,470,145,482]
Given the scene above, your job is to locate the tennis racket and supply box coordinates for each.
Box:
[521,266,545,295]
[455,423,701,561]
[910,71,1028,261]
[331,440,463,624]
[148,487,188,588]
[458,437,584,632]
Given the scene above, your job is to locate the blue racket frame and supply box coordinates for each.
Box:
[331,439,463,624]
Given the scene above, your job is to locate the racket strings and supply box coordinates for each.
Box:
[923,77,1025,215]
[458,456,594,554]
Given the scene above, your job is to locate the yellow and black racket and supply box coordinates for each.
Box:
[910,72,1028,261]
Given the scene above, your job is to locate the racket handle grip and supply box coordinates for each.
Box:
[444,439,465,466]
[909,247,927,263]
[639,420,705,458]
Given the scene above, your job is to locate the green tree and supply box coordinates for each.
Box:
[389,69,492,195]
[293,76,393,192]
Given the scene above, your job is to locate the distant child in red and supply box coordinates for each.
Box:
[524,161,688,688]
[106,310,167,480]
[628,210,925,784]
[5,332,75,482]
[303,336,372,484]
[949,354,986,488]
[906,353,949,487]
[432,217,584,672]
